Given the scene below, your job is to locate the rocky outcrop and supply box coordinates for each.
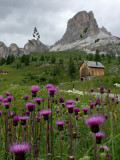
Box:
[9,43,20,56]
[24,39,49,54]
[0,39,49,57]
[50,10,120,53]
[56,11,99,45]
[0,42,9,58]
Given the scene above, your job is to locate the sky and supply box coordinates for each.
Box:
[0,0,120,48]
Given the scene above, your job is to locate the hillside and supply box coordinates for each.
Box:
[0,50,120,93]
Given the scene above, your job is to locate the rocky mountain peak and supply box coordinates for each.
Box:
[57,10,99,44]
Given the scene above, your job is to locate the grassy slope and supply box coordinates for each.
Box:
[0,50,120,93]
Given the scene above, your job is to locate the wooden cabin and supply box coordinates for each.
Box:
[79,61,105,81]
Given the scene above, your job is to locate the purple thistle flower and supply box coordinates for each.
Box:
[104,114,109,119]
[10,142,31,160]
[19,116,29,121]
[19,116,29,125]
[39,109,51,120]
[23,94,29,100]
[82,107,89,115]
[25,102,36,112]
[76,115,79,120]
[95,132,105,144]
[10,142,31,153]
[56,120,65,131]
[35,116,41,122]
[116,100,119,104]
[56,110,60,113]
[99,145,109,151]
[68,156,75,160]
[13,116,19,122]
[85,114,105,133]
[90,102,95,109]
[112,97,115,102]
[95,97,101,105]
[100,86,104,94]
[30,85,39,93]
[107,89,111,93]
[5,91,11,96]
[47,87,57,97]
[25,110,30,116]
[3,98,8,103]
[13,116,19,126]
[34,97,43,105]
[66,99,75,105]
[30,85,39,98]
[3,102,11,109]
[90,88,94,92]
[0,95,3,102]
[54,99,58,104]
[75,97,78,101]
[45,83,54,89]
[73,107,80,115]
[66,104,75,113]
[0,111,2,115]
[59,97,64,103]
[7,96,13,102]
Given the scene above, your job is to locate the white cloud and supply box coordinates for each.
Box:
[0,0,120,47]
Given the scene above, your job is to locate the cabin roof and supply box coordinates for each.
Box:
[79,61,105,69]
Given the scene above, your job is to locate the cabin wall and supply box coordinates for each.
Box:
[79,62,90,77]
[79,62,104,77]
[89,68,104,76]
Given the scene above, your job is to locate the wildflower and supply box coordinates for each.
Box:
[82,107,89,115]
[112,97,114,102]
[66,99,75,105]
[95,98,101,105]
[99,145,109,152]
[56,110,60,113]
[76,115,79,120]
[5,91,11,96]
[85,114,105,133]
[3,102,11,109]
[39,109,51,120]
[68,156,75,160]
[0,111,2,115]
[72,132,77,139]
[23,94,29,100]
[90,88,94,92]
[7,96,13,103]
[19,116,29,125]
[30,85,39,97]
[47,87,57,97]
[90,102,94,109]
[35,116,41,122]
[106,154,112,160]
[34,97,43,105]
[59,97,64,103]
[104,114,109,119]
[107,89,111,93]
[45,83,54,89]
[75,97,78,101]
[56,120,65,131]
[25,102,36,112]
[3,98,8,103]
[66,104,75,113]
[55,99,58,104]
[0,95,3,102]
[116,100,119,104]
[92,131,105,144]
[13,116,19,126]
[9,142,31,160]
[100,86,104,94]
[73,107,80,115]
[25,110,30,116]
